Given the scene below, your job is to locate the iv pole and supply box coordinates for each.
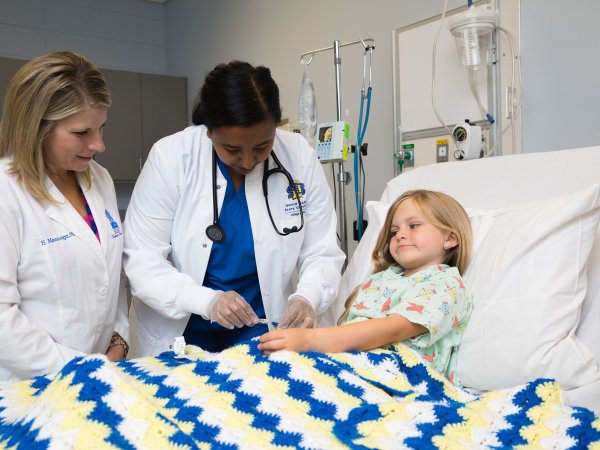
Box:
[300,38,375,263]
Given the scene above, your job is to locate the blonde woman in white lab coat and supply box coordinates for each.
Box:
[124,61,345,356]
[0,51,129,382]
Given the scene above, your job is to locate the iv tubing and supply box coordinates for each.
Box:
[354,86,372,240]
[354,45,373,241]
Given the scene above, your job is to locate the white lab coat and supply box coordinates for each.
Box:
[124,125,345,357]
[0,159,129,383]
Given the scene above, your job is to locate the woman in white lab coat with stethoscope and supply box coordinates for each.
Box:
[124,61,345,357]
[0,51,129,383]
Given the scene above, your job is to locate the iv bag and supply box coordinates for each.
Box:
[298,70,317,142]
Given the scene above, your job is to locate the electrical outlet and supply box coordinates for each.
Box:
[436,139,449,163]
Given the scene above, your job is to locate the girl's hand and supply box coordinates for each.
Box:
[105,344,126,361]
[258,316,427,356]
[258,328,316,355]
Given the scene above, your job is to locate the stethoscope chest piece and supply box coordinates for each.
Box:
[206,223,225,243]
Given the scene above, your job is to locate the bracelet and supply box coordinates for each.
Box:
[109,332,129,358]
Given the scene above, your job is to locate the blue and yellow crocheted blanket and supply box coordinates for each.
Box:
[0,340,599,449]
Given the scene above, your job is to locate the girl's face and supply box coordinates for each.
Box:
[388,198,457,277]
[43,104,108,177]
[208,119,276,177]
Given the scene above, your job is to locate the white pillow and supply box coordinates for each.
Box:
[457,183,600,391]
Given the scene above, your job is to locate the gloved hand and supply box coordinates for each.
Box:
[208,291,259,329]
[278,296,316,329]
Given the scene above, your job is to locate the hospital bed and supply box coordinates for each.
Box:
[0,147,599,448]
[334,145,600,415]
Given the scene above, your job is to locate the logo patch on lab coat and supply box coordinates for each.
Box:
[287,180,305,200]
[105,209,123,238]
[284,180,306,216]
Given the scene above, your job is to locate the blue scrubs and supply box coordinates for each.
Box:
[184,157,268,352]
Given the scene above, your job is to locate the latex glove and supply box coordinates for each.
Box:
[208,291,259,329]
[278,296,316,329]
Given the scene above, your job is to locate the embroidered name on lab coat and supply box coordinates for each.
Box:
[40,232,76,246]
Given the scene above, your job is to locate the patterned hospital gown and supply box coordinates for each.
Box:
[345,264,472,384]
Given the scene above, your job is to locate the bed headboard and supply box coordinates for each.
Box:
[327,146,600,413]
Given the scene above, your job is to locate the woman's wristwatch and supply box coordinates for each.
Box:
[109,332,129,358]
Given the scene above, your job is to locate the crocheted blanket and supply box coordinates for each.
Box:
[0,340,598,449]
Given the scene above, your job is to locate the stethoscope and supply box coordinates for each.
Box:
[206,149,304,243]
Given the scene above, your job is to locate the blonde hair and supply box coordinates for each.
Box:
[0,51,111,202]
[338,189,472,324]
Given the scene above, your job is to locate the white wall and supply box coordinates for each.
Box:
[520,0,600,153]
[0,0,167,74]
[164,0,465,256]
[3,0,598,257]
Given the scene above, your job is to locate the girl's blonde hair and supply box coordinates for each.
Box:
[0,51,111,202]
[338,189,472,324]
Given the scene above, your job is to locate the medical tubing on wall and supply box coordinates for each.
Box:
[502,26,521,154]
[469,69,487,120]
[431,0,458,149]
[485,26,521,156]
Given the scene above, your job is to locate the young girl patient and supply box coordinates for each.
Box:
[258,189,473,383]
